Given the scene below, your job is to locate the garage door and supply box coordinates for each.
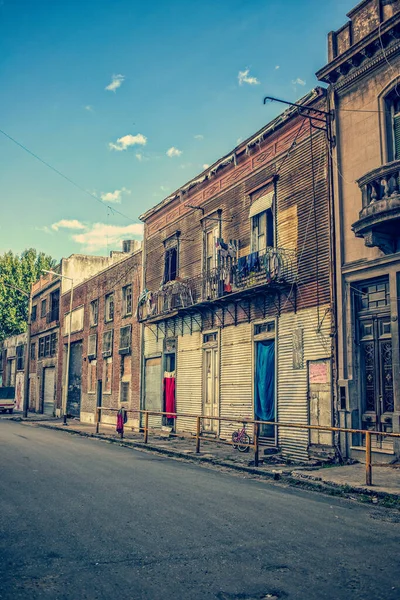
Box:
[43,368,55,416]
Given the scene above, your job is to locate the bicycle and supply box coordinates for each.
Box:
[232,424,251,453]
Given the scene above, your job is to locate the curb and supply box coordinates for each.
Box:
[20,420,400,509]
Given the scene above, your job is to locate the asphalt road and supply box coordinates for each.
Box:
[0,420,399,600]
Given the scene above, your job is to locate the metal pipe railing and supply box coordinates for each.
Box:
[93,407,400,486]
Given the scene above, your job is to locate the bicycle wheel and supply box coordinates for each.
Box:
[231,431,239,449]
[237,432,251,453]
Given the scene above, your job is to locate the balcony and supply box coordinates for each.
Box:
[354,161,400,254]
[139,247,297,322]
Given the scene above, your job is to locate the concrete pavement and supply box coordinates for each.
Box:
[0,419,399,600]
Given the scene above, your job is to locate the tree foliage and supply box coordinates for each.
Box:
[0,249,57,341]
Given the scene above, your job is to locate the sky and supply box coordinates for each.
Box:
[0,0,356,260]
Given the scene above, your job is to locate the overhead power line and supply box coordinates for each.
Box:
[0,127,137,224]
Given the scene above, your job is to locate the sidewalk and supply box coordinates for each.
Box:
[13,414,400,506]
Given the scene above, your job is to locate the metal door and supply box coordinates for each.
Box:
[203,347,219,432]
[67,342,82,418]
[43,367,55,416]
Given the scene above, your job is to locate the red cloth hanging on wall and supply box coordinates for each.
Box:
[164,372,176,419]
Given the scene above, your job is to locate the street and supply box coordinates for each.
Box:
[0,420,399,600]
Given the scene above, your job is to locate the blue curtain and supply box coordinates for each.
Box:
[255,341,275,421]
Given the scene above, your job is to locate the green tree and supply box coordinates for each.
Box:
[0,249,57,341]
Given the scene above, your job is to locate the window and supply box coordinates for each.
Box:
[45,336,51,357]
[359,280,390,311]
[38,334,57,358]
[384,90,400,161]
[30,343,36,361]
[90,299,98,327]
[88,334,97,360]
[88,361,97,393]
[119,325,131,355]
[251,209,274,253]
[16,345,24,371]
[105,293,114,322]
[122,284,133,316]
[205,226,218,273]
[102,330,113,357]
[41,299,47,318]
[103,358,112,393]
[203,332,217,344]
[254,321,275,335]
[163,247,178,283]
[50,290,60,322]
[120,381,129,404]
[31,305,37,322]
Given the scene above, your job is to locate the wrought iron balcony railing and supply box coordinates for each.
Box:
[138,247,297,321]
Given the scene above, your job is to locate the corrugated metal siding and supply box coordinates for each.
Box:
[220,323,253,440]
[175,331,202,433]
[278,304,332,460]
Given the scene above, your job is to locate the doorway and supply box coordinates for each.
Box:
[254,320,276,442]
[202,333,219,433]
[43,367,55,416]
[67,342,82,418]
[357,279,394,449]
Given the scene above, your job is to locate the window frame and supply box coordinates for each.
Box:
[120,381,129,404]
[105,293,114,323]
[30,342,36,361]
[251,208,274,253]
[103,357,112,394]
[41,299,47,318]
[50,290,60,322]
[88,333,97,360]
[88,360,97,394]
[119,325,132,355]
[102,329,114,358]
[90,299,99,327]
[16,344,24,371]
[122,284,133,317]
[31,305,37,322]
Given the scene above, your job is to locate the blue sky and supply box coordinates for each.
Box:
[0,0,355,260]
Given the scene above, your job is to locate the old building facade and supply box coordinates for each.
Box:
[29,252,132,416]
[139,89,335,460]
[56,244,142,426]
[0,332,27,411]
[317,0,400,461]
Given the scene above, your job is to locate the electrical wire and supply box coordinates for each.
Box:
[0,127,138,224]
[378,21,400,98]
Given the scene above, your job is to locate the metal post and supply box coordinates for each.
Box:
[62,280,73,426]
[95,407,100,434]
[196,416,201,453]
[253,422,259,467]
[144,411,149,443]
[22,289,32,418]
[365,431,372,486]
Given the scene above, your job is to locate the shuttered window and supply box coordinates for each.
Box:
[120,381,129,404]
[104,358,112,393]
[394,113,400,159]
[88,361,97,393]
[16,345,24,371]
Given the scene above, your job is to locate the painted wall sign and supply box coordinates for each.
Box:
[309,360,329,384]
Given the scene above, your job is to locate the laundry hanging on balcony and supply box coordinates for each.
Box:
[164,371,176,419]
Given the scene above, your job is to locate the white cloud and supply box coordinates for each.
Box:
[51,219,86,232]
[84,105,93,112]
[72,223,143,252]
[160,185,169,192]
[236,137,243,145]
[275,65,280,70]
[166,146,182,158]
[202,164,210,169]
[35,226,52,235]
[179,163,192,169]
[109,133,147,151]
[135,153,143,161]
[100,187,131,204]
[292,78,306,86]
[238,68,260,86]
[194,134,204,140]
[105,74,125,92]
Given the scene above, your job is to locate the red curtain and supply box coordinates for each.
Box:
[164,373,176,419]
